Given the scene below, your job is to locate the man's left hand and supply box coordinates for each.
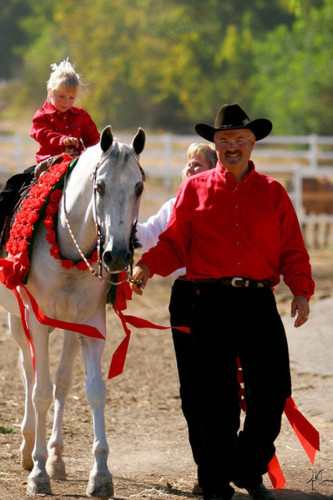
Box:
[291,295,310,328]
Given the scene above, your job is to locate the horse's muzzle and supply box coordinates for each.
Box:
[102,248,133,273]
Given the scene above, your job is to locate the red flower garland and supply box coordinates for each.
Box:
[44,189,98,270]
[1,154,97,289]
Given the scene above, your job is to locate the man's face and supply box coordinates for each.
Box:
[214,129,255,171]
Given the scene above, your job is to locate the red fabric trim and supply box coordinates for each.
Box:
[108,306,190,379]
[119,312,190,333]
[267,454,286,489]
[17,285,105,340]
[13,288,36,373]
[108,309,132,379]
[236,358,320,489]
[283,396,320,464]
[0,256,29,290]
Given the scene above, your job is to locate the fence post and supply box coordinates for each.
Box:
[292,169,304,223]
[162,133,172,189]
[308,133,318,170]
[14,134,23,174]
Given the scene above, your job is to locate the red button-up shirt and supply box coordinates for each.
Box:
[139,161,314,299]
[30,100,100,162]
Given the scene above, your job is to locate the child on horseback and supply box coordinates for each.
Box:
[0,58,100,241]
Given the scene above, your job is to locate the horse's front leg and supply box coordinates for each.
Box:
[80,330,114,499]
[26,318,53,495]
[46,330,80,481]
[9,314,35,471]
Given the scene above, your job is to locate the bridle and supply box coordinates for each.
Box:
[62,143,144,287]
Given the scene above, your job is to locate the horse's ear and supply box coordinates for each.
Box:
[100,125,113,153]
[132,128,145,155]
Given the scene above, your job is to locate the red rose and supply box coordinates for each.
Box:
[26,211,39,224]
[12,212,24,224]
[50,246,60,259]
[31,184,49,200]
[46,229,56,244]
[76,261,88,271]
[16,239,29,253]
[21,200,37,212]
[91,250,98,261]
[50,189,62,204]
[45,201,60,215]
[44,216,54,229]
[21,225,34,238]
[61,259,74,270]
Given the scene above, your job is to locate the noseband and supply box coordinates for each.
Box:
[63,143,144,286]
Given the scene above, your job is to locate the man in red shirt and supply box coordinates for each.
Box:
[130,104,314,500]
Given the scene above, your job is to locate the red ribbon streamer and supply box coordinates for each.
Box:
[236,360,319,489]
[268,454,286,489]
[283,396,320,464]
[108,307,190,379]
[13,288,36,373]
[266,396,320,488]
[15,285,105,339]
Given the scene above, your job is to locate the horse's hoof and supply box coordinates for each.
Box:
[21,455,34,471]
[86,477,114,498]
[46,458,67,480]
[27,476,52,495]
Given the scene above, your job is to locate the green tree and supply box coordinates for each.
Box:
[252,0,333,134]
[4,0,298,132]
[0,0,31,79]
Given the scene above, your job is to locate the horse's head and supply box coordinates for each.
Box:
[94,125,145,275]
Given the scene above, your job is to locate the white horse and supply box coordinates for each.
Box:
[0,125,145,497]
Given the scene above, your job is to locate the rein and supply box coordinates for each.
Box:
[62,143,144,287]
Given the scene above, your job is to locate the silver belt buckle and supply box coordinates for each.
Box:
[231,277,247,287]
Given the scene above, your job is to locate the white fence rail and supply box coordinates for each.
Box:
[1,133,333,242]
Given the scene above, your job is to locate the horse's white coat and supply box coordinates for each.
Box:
[0,126,145,497]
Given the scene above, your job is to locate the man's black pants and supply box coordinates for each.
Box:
[191,282,291,495]
[169,278,202,465]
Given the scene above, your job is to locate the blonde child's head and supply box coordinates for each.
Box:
[181,143,217,180]
[47,58,82,112]
[47,57,81,94]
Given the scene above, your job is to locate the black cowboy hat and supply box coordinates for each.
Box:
[195,103,272,142]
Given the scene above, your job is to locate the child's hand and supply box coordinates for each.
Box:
[63,137,79,148]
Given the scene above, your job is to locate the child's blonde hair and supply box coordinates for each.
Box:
[181,142,217,180]
[47,57,81,95]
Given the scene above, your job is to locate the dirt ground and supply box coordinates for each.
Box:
[0,246,332,500]
[0,179,332,500]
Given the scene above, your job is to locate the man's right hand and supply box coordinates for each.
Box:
[129,264,150,295]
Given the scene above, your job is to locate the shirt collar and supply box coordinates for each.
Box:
[217,160,255,182]
[42,99,80,115]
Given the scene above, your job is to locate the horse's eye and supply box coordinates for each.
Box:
[135,181,144,198]
[94,182,105,196]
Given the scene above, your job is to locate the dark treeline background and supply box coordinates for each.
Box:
[0,0,332,135]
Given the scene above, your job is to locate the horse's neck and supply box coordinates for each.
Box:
[57,159,97,260]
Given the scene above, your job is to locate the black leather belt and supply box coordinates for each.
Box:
[194,277,271,288]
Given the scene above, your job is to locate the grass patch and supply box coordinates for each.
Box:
[0,425,14,434]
